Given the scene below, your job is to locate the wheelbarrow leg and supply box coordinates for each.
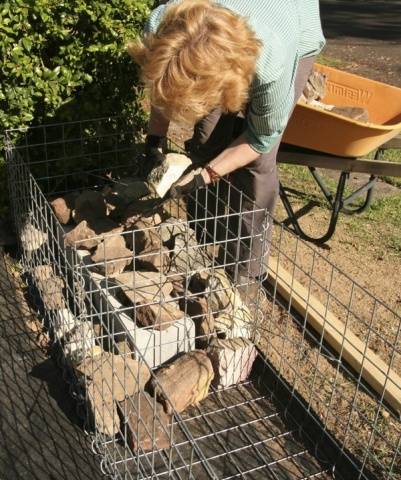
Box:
[309,167,377,215]
[341,175,377,214]
[279,172,348,244]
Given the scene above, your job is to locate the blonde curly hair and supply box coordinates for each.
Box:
[127,0,262,124]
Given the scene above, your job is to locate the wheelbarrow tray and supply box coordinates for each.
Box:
[283,64,401,157]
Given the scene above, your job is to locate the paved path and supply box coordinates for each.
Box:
[0,249,103,480]
[320,0,401,86]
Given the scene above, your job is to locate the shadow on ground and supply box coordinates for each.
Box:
[0,248,103,480]
[320,0,401,41]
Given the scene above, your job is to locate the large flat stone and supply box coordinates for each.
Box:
[74,250,196,368]
[119,392,171,452]
[76,351,151,402]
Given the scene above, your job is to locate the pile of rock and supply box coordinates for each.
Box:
[301,69,370,122]
[42,159,262,452]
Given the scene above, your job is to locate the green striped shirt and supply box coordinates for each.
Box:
[145,0,326,153]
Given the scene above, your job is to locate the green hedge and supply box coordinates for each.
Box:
[0,0,153,212]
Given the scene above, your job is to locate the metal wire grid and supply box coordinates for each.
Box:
[5,117,401,480]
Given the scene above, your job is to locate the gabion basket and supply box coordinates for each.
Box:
[5,117,401,480]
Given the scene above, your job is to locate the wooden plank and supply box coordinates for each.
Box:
[267,257,401,414]
[381,133,401,150]
[277,150,401,177]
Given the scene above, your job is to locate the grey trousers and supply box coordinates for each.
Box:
[187,56,315,277]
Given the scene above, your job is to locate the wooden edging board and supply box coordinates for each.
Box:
[267,257,401,415]
[277,150,401,177]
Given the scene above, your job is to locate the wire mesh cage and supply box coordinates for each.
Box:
[5,117,401,480]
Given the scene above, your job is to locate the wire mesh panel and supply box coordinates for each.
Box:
[5,117,401,480]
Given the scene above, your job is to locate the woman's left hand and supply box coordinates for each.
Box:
[169,167,206,198]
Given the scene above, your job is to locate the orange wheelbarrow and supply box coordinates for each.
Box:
[277,64,401,244]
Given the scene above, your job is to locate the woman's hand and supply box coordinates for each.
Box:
[169,167,208,198]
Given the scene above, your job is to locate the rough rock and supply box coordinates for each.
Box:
[206,270,251,316]
[301,99,370,123]
[160,218,191,244]
[330,106,370,122]
[87,386,121,438]
[179,296,215,349]
[32,265,57,283]
[208,337,257,388]
[214,311,253,339]
[169,271,187,298]
[76,351,151,401]
[124,212,162,231]
[170,234,211,274]
[114,339,135,358]
[136,246,170,273]
[126,218,162,253]
[91,235,132,276]
[50,192,79,224]
[64,323,97,364]
[116,274,183,330]
[148,153,192,198]
[301,70,327,102]
[64,218,122,250]
[113,270,173,304]
[201,269,254,338]
[135,298,184,331]
[73,190,107,224]
[149,350,214,415]
[119,392,171,452]
[32,265,65,310]
[20,222,47,252]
